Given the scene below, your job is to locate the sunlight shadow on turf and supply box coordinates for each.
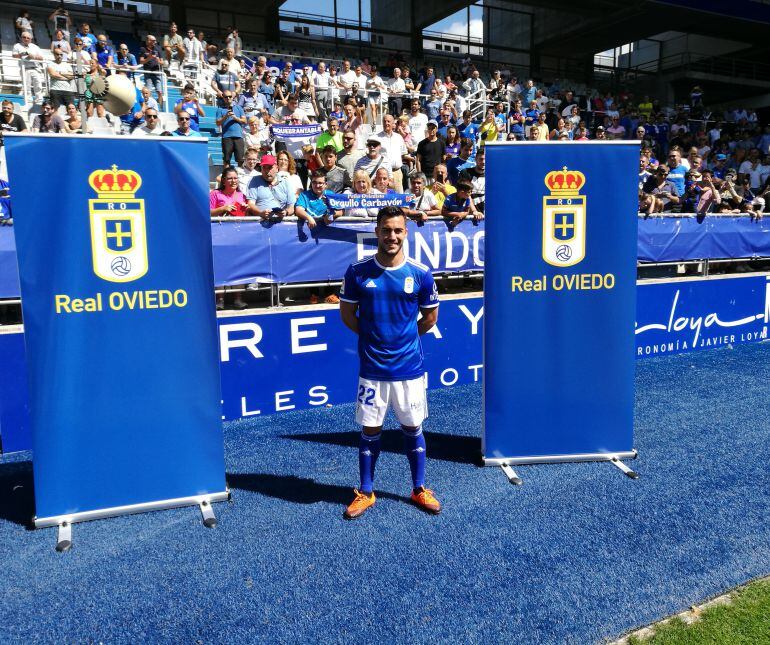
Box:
[0,460,35,528]
[280,430,483,466]
[227,473,412,505]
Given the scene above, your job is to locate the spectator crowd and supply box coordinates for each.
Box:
[3,16,770,231]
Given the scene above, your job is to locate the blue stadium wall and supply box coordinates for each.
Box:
[1,274,768,454]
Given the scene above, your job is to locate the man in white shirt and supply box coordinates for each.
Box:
[408,98,428,144]
[352,65,368,95]
[183,28,203,64]
[377,114,407,191]
[47,49,75,109]
[222,48,242,76]
[339,60,357,91]
[131,108,165,136]
[225,28,242,58]
[13,32,45,104]
[388,67,406,118]
[313,61,330,121]
[404,172,440,221]
[462,70,485,97]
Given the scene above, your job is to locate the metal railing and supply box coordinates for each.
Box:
[0,53,172,113]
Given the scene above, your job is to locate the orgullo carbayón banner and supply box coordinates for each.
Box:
[5,134,227,523]
[483,142,639,463]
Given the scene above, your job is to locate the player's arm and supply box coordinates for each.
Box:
[340,300,359,334]
[418,306,438,335]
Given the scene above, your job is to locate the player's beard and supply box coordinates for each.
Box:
[378,236,403,258]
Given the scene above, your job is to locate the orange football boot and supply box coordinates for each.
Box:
[410,487,441,514]
[343,489,376,519]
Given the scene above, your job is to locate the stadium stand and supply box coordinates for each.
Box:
[0,1,769,315]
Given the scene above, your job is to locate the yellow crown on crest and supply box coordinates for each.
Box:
[544,166,586,196]
[88,165,142,199]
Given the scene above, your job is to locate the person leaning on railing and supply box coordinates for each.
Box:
[295,168,341,228]
[210,166,248,218]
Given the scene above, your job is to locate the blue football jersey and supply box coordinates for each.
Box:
[340,256,439,381]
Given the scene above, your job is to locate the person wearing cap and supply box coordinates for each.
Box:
[595,125,607,140]
[416,120,444,179]
[139,35,163,107]
[711,153,729,180]
[354,135,393,188]
[212,60,240,107]
[246,154,296,220]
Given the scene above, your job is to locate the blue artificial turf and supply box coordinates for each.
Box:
[1,342,769,643]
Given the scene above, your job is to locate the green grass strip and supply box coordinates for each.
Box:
[629,578,770,644]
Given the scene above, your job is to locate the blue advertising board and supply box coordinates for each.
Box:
[1,276,768,455]
[5,135,227,527]
[3,215,770,298]
[483,142,639,464]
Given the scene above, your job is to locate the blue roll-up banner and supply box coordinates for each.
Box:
[483,142,639,464]
[5,134,227,529]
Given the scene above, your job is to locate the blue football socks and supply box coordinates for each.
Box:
[402,425,426,490]
[358,431,382,494]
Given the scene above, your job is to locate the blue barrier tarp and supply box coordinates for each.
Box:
[2,216,770,298]
[636,216,770,262]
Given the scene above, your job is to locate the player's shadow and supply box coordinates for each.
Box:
[226,473,411,505]
[280,430,483,466]
[0,460,35,528]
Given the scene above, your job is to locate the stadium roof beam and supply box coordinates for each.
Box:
[370,0,472,56]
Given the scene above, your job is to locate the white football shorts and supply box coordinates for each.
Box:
[355,375,428,428]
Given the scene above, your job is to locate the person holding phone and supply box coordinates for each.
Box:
[216,91,247,166]
[246,155,295,221]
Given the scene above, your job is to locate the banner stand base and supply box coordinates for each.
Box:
[500,464,523,485]
[483,450,637,483]
[36,489,230,552]
[609,456,640,479]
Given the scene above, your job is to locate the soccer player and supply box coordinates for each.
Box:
[339,206,441,519]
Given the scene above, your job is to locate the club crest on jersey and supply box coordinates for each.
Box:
[542,166,586,268]
[404,276,414,294]
[89,165,148,282]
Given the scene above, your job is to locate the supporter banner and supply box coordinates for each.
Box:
[2,276,768,453]
[211,219,485,285]
[271,124,323,139]
[4,134,227,526]
[483,142,639,464]
[325,193,413,210]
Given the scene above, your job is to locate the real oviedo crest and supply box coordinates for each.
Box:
[542,167,586,268]
[88,165,148,283]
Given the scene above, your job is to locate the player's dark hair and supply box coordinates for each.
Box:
[376,206,406,227]
[310,169,327,180]
[456,180,473,192]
